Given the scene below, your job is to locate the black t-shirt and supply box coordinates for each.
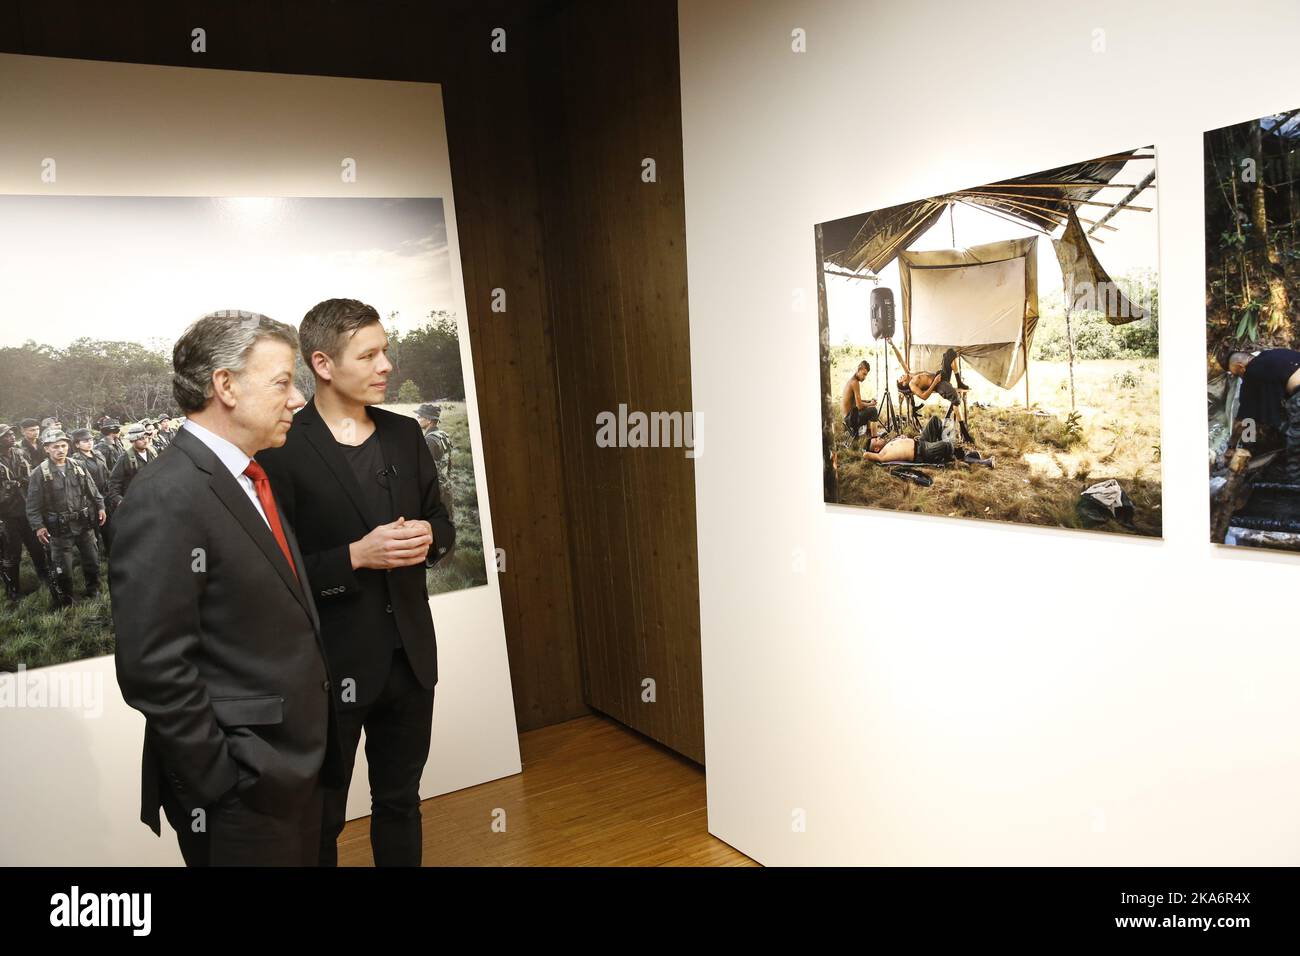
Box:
[1240,348,1300,433]
[336,429,401,649]
[338,430,389,526]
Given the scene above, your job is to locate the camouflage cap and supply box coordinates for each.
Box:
[70,428,94,442]
[99,419,121,433]
[0,424,12,439]
[126,424,148,440]
[40,428,69,446]
[416,403,441,421]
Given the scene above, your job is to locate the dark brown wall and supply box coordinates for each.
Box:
[527,2,703,761]
[440,4,591,732]
[0,0,703,758]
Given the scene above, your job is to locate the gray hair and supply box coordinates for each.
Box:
[172,310,299,413]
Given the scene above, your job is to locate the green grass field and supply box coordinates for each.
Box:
[828,353,1163,536]
[1,402,490,672]
[0,557,112,672]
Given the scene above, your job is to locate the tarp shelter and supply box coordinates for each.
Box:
[1052,207,1146,324]
[822,151,1139,276]
[898,237,1039,388]
[817,149,1152,407]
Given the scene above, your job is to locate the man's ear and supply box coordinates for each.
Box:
[310,350,333,382]
[211,368,239,409]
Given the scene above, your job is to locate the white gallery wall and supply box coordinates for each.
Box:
[0,55,520,865]
[679,0,1300,864]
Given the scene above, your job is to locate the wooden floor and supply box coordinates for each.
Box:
[338,713,756,866]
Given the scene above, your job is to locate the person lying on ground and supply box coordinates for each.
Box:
[899,383,973,445]
[841,360,879,441]
[862,415,992,467]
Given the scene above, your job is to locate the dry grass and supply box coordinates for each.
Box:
[828,356,1162,537]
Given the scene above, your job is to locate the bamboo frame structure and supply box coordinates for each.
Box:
[956,189,1153,213]
[1087,169,1157,236]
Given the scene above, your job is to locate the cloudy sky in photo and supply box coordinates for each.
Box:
[0,196,455,349]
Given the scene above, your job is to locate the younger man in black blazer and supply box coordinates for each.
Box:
[258,298,454,866]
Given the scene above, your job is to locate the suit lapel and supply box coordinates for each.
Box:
[278,499,320,634]
[299,398,385,526]
[208,468,314,619]
[173,428,313,619]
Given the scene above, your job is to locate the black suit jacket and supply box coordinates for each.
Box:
[111,426,344,834]
[256,399,453,709]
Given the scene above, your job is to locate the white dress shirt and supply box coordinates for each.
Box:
[181,419,271,529]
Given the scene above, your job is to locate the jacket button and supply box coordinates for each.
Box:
[322,680,331,692]
[385,604,392,613]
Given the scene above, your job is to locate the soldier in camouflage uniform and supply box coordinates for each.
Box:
[0,422,30,477]
[71,428,111,556]
[152,414,173,451]
[416,403,456,562]
[70,428,110,492]
[105,423,157,512]
[25,428,105,607]
[416,403,454,509]
[95,418,126,471]
[0,422,49,585]
[18,418,45,469]
[0,433,23,603]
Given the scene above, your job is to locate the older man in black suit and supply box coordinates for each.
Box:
[111,310,343,866]
[258,298,453,867]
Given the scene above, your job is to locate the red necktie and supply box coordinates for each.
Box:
[242,459,297,580]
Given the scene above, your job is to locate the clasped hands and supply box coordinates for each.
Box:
[349,516,435,570]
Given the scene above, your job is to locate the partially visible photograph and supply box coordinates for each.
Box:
[0,195,488,672]
[1205,110,1300,551]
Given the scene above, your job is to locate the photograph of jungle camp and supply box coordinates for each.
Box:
[816,147,1161,536]
[0,195,488,673]
[1206,110,1300,552]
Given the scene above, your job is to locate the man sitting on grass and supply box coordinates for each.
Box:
[862,415,993,468]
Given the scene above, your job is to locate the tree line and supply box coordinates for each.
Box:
[0,310,465,426]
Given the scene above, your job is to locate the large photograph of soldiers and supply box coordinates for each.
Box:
[0,195,489,672]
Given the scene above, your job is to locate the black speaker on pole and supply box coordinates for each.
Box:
[870,287,895,340]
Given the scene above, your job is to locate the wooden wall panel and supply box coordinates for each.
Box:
[529,0,704,761]
[440,3,591,731]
